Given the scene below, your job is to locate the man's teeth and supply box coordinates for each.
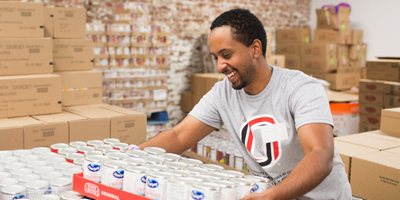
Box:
[227,71,236,78]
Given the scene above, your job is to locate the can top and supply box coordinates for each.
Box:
[0,171,11,179]
[188,174,213,182]
[164,161,187,170]
[87,140,104,147]
[103,138,120,145]
[84,151,103,157]
[27,160,46,168]
[146,164,168,172]
[124,165,150,174]
[221,170,245,178]
[51,143,69,150]
[11,168,33,176]
[18,174,40,183]
[36,195,61,200]
[39,152,57,160]
[143,155,165,164]
[104,149,121,155]
[229,178,256,186]
[191,182,221,191]
[50,177,72,187]
[111,142,129,150]
[125,149,148,158]
[0,151,12,158]
[5,162,25,171]
[167,169,191,177]
[63,168,83,177]
[212,180,237,188]
[106,152,129,160]
[186,167,208,175]
[0,184,26,195]
[19,155,39,163]
[65,153,84,161]
[31,147,51,155]
[168,176,194,184]
[123,157,146,166]
[147,171,173,179]
[73,158,85,166]
[160,153,181,162]
[60,191,84,200]
[77,146,95,153]
[85,155,108,163]
[0,156,18,164]
[95,145,113,152]
[143,147,166,156]
[200,164,224,172]
[12,149,32,157]
[0,178,18,187]
[69,141,86,149]
[180,158,203,167]
[103,160,128,169]
[207,172,230,180]
[47,157,66,165]
[244,175,270,183]
[54,163,74,171]
[40,171,63,180]
[25,180,49,190]
[58,148,77,156]
[0,166,3,172]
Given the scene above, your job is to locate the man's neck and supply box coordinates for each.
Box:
[244,58,272,95]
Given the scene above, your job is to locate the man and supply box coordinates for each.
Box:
[138,8,351,199]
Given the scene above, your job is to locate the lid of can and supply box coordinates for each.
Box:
[36,195,61,200]
[84,151,103,157]
[180,158,203,166]
[77,146,95,153]
[143,156,164,164]
[221,170,245,178]
[191,182,221,191]
[200,164,224,172]
[85,155,108,163]
[50,177,72,187]
[0,185,26,195]
[47,157,66,165]
[106,153,129,160]
[143,147,166,156]
[69,141,86,149]
[207,172,230,180]
[31,147,51,155]
[0,151,12,158]
[124,165,150,174]
[5,162,25,170]
[111,142,129,150]
[50,143,69,150]
[244,175,270,183]
[25,180,49,190]
[103,138,120,145]
[160,153,181,162]
[103,160,128,169]
[125,149,148,158]
[39,152,57,160]
[229,178,256,186]
[95,145,113,152]
[34,166,55,174]
[0,156,19,164]
[145,164,168,172]
[11,168,33,176]
[63,167,83,176]
[0,171,11,179]
[0,166,3,172]
[65,153,84,161]
[167,169,191,177]
[104,149,120,155]
[188,174,213,182]
[12,150,32,157]
[58,148,77,155]
[18,174,40,183]
[123,157,146,166]
[41,171,63,180]
[0,178,18,187]
[186,167,208,175]
[27,160,46,168]
[54,163,74,171]
[86,140,104,147]
[168,176,194,184]
[60,191,84,200]
[73,158,84,165]
[164,161,187,170]
[19,155,39,163]
[212,180,237,188]
[147,171,173,179]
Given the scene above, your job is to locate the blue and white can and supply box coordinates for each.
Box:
[122,166,150,196]
[244,175,271,193]
[229,178,256,200]
[100,160,127,189]
[49,178,72,195]
[213,180,237,200]
[25,180,51,200]
[0,185,26,200]
[145,171,173,200]
[83,155,108,183]
[166,177,194,200]
[189,182,221,200]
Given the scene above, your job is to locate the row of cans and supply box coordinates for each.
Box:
[1,186,90,200]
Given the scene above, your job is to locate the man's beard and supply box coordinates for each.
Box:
[231,63,256,90]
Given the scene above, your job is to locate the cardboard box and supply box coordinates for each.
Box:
[0,74,62,118]
[275,43,300,56]
[191,93,203,108]
[359,113,381,128]
[366,60,400,82]
[0,118,25,150]
[305,71,360,90]
[275,28,311,43]
[359,79,385,94]
[0,38,52,76]
[381,108,400,138]
[359,123,380,132]
[359,103,384,116]
[54,71,102,106]
[285,55,301,70]
[204,73,225,94]
[334,139,378,181]
[300,43,336,58]
[316,7,350,30]
[384,81,400,95]
[180,92,192,113]
[330,102,359,136]
[0,2,44,38]
[349,44,363,60]
[386,147,400,155]
[358,92,384,105]
[351,30,363,45]
[337,45,349,68]
[53,39,94,71]
[301,57,337,73]
[266,32,272,58]
[63,104,147,144]
[44,7,86,39]
[267,55,285,68]
[335,132,400,151]
[384,94,400,108]
[313,29,352,45]
[191,73,225,96]
[362,130,400,143]
[351,151,400,200]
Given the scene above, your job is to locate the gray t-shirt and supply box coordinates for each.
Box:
[189,66,351,199]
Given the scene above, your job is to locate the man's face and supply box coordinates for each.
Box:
[209,26,256,90]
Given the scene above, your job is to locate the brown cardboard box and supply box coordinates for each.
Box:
[267,55,285,68]
[351,151,400,200]
[0,38,52,76]
[316,7,350,30]
[275,28,311,44]
[204,74,225,93]
[32,111,110,143]
[0,118,27,150]
[300,43,336,58]
[0,74,62,118]
[191,93,203,108]
[0,2,44,38]
[381,108,400,138]
[63,104,147,144]
[266,32,272,58]
[335,132,400,150]
[359,79,385,94]
[349,44,363,60]
[54,71,102,106]
[358,92,384,105]
[53,39,94,71]
[360,44,367,67]
[362,130,400,143]
[44,7,86,39]
[180,92,192,113]
[366,60,400,82]
[359,123,380,132]
[191,74,206,95]
[313,29,352,45]
[359,103,384,115]
[305,71,359,90]
[334,139,378,181]
[359,113,381,127]
[386,147,400,155]
[337,45,349,68]
[301,57,337,73]
[351,30,363,45]
[384,94,400,108]
[285,56,301,70]
[384,81,400,95]
[275,43,300,56]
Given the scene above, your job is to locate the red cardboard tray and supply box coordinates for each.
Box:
[73,172,151,200]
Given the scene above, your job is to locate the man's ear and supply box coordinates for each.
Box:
[252,39,262,59]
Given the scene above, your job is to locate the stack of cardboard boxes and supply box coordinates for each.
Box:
[276,28,311,70]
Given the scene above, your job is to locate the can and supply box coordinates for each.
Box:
[203,142,212,159]
[34,166,55,175]
[86,140,104,147]
[106,153,129,161]
[0,185,26,200]
[4,162,26,173]
[234,152,244,170]
[207,172,230,181]
[111,143,129,152]
[187,175,213,182]
[36,195,60,200]
[95,145,113,154]
[84,151,103,157]
[164,162,187,170]
[196,142,204,156]
[126,149,148,158]
[19,155,39,163]
[122,166,150,196]
[210,145,218,161]
[160,153,181,162]
[49,178,72,196]
[73,158,84,169]
[50,144,69,154]
[39,152,58,161]
[0,178,18,188]
[212,180,237,200]
[180,158,203,167]
[101,160,128,189]
[145,171,173,200]
[186,167,208,175]
[200,164,224,172]
[217,146,227,164]
[25,180,50,200]
[143,147,166,156]
[166,169,191,177]
[0,171,11,179]
[143,156,164,165]
[76,146,95,155]
[18,174,40,185]
[83,155,108,183]
[27,161,46,169]
[12,149,32,157]
[229,178,256,199]
[65,153,84,164]
[226,150,235,168]
[11,168,33,178]
[221,170,244,178]
[103,138,120,145]
[146,164,168,172]
[166,177,194,200]
[40,171,63,182]
[63,168,83,179]
[0,156,19,166]
[31,147,50,156]
[190,182,221,200]
[68,141,86,150]
[54,163,74,173]
[123,157,146,166]
[244,175,271,193]
[46,157,66,167]
[57,148,77,159]
[59,191,84,200]
[0,151,12,158]
[104,149,121,155]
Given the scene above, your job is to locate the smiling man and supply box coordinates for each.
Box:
[137,8,351,199]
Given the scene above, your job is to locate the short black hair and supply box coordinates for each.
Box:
[210,9,267,58]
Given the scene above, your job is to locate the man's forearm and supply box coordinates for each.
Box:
[137,129,192,154]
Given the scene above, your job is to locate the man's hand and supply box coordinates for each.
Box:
[241,192,273,200]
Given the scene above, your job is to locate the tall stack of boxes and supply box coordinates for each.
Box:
[276,28,311,70]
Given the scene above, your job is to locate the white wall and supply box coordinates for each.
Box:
[310,0,400,60]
